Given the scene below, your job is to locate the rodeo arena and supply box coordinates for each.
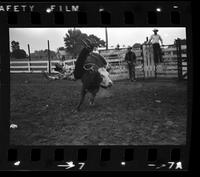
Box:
[10,33,187,145]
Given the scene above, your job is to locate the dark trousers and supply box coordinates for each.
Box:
[128,63,135,80]
[152,43,162,63]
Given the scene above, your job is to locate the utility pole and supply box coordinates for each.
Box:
[105,27,108,50]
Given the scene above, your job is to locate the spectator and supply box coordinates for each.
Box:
[125,46,136,81]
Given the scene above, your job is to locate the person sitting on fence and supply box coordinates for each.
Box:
[125,46,137,82]
[148,29,164,63]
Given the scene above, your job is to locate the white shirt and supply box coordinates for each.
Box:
[149,34,163,44]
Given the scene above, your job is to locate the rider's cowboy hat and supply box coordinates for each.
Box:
[127,46,132,49]
[153,28,159,32]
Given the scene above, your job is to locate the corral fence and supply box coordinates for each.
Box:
[141,39,187,79]
[100,38,187,80]
[10,39,187,81]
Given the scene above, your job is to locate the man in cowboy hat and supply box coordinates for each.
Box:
[125,46,136,81]
[148,28,164,63]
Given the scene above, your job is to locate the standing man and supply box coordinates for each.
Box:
[148,29,164,63]
[125,46,136,81]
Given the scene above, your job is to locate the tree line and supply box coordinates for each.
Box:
[10,29,106,60]
[10,28,144,59]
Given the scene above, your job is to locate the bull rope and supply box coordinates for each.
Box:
[83,63,100,71]
[83,62,111,72]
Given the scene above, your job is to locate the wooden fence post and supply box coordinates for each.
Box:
[28,44,31,72]
[47,40,51,73]
[176,38,183,80]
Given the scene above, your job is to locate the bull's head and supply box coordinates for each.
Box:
[98,67,113,88]
[83,63,113,88]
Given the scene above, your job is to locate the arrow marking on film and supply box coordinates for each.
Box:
[57,161,75,169]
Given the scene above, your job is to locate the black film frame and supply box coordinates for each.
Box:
[0,1,192,172]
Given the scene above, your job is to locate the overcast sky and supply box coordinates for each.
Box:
[9,27,186,53]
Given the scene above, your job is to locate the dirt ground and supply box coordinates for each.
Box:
[10,74,187,145]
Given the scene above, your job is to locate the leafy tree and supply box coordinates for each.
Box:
[174,38,186,45]
[88,34,106,48]
[133,43,141,48]
[115,44,120,50]
[11,41,20,52]
[64,29,106,57]
[11,49,27,59]
[57,47,65,51]
[10,40,27,59]
[31,50,56,59]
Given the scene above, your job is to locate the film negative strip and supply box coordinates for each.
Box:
[0,1,192,172]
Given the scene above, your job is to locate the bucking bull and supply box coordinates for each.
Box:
[44,44,113,111]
